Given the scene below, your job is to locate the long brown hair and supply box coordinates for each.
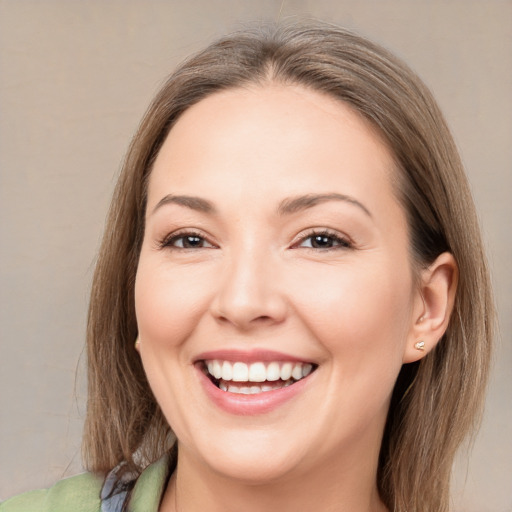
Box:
[83,22,493,511]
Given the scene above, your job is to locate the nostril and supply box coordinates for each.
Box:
[209,273,288,329]
[213,311,282,329]
[253,315,273,323]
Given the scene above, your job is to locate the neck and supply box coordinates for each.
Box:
[160,440,388,512]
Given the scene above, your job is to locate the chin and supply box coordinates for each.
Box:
[177,427,311,485]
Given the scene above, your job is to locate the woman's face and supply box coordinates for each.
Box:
[135,85,423,483]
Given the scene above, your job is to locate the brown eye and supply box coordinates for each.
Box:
[163,233,214,249]
[179,235,206,248]
[310,234,336,248]
[298,231,352,250]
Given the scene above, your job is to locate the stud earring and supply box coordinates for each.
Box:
[135,338,141,350]
[414,341,425,351]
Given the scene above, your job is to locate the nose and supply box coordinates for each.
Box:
[210,248,287,330]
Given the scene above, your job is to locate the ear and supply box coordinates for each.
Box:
[403,252,458,363]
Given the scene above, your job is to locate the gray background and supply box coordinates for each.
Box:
[0,1,510,510]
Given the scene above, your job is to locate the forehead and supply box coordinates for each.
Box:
[147,84,401,224]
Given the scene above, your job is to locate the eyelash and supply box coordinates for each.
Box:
[158,230,215,250]
[293,229,353,251]
[158,228,353,252]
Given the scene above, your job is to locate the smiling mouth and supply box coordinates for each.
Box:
[201,360,317,394]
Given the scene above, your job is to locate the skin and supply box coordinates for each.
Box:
[134,84,457,512]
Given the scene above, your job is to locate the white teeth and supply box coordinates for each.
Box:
[248,362,266,382]
[302,363,313,377]
[266,362,281,381]
[220,381,295,394]
[291,363,303,380]
[205,359,315,388]
[232,362,249,381]
[280,362,293,380]
[221,361,233,381]
[212,360,222,379]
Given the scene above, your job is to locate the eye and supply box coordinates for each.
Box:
[295,230,352,250]
[159,231,215,249]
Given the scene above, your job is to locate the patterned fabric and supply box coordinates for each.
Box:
[100,462,138,512]
[0,454,172,512]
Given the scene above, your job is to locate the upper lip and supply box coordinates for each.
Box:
[194,349,314,364]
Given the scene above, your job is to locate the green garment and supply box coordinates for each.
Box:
[0,455,171,512]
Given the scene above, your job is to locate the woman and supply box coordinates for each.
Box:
[1,21,493,512]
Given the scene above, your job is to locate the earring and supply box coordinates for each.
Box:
[414,341,425,351]
[135,338,141,350]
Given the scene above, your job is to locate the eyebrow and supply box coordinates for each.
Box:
[151,192,371,218]
[151,194,217,215]
[277,193,372,218]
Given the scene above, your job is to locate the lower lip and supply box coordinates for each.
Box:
[197,366,312,416]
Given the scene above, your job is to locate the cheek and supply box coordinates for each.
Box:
[134,257,214,346]
[293,260,414,433]
[134,256,213,433]
[294,259,413,367]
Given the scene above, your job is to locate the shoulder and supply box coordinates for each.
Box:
[1,453,173,512]
[0,472,103,512]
